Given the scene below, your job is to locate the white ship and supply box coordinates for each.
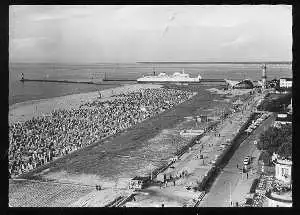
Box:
[137,69,202,83]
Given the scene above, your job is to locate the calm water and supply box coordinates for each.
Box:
[9,62,292,106]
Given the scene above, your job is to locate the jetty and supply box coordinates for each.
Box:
[20,78,97,84]
[19,78,125,85]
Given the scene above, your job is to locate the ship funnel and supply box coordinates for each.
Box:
[198,74,202,80]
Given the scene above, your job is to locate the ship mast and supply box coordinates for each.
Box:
[153,64,156,76]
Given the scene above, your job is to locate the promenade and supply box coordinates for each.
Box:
[199,101,275,207]
[124,90,265,207]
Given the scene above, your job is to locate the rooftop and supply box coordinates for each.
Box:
[275,158,292,166]
[275,116,292,122]
[280,78,292,81]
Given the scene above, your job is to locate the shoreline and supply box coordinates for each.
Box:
[9,85,256,207]
[9,83,163,125]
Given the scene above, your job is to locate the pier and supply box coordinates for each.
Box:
[20,78,97,84]
[19,78,124,85]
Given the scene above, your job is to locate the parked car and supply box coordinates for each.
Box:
[244,157,250,165]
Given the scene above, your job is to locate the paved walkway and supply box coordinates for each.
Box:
[199,105,275,207]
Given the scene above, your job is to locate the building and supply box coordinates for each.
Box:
[233,79,254,89]
[274,113,292,128]
[129,176,150,190]
[274,157,292,184]
[264,154,293,207]
[224,79,254,89]
[279,78,292,88]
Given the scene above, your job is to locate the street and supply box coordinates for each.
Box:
[199,111,275,207]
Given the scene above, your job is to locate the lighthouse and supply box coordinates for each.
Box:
[261,64,267,90]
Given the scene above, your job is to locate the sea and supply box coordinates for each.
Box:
[9,62,292,106]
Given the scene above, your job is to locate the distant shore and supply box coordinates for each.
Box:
[9,83,162,125]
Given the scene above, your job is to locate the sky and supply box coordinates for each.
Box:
[9,5,292,63]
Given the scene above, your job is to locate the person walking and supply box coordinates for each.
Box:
[247,173,248,179]
[173,180,176,186]
[237,164,239,169]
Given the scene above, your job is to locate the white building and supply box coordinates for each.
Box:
[279,78,292,88]
[274,158,292,184]
[265,155,293,207]
[274,113,292,128]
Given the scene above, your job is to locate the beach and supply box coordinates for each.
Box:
[9,83,255,207]
[9,83,162,125]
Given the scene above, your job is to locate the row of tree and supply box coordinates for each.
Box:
[257,123,292,163]
[257,92,292,112]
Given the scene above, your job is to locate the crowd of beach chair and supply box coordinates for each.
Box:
[9,88,194,177]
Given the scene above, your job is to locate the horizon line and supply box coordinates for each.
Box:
[137,61,292,64]
[10,61,292,65]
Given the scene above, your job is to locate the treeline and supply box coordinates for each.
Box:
[257,93,292,112]
[257,124,292,162]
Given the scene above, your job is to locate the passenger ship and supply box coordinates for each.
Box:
[137,69,202,83]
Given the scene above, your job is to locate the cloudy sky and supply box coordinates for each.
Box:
[9,5,292,63]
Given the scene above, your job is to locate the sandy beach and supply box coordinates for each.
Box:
[9,84,258,207]
[9,83,162,125]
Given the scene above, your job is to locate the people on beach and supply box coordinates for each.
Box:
[9,88,194,177]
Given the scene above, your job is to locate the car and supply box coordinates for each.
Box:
[243,157,250,165]
[245,128,252,133]
[253,140,257,145]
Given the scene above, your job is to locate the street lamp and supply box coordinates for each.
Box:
[225,181,232,206]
